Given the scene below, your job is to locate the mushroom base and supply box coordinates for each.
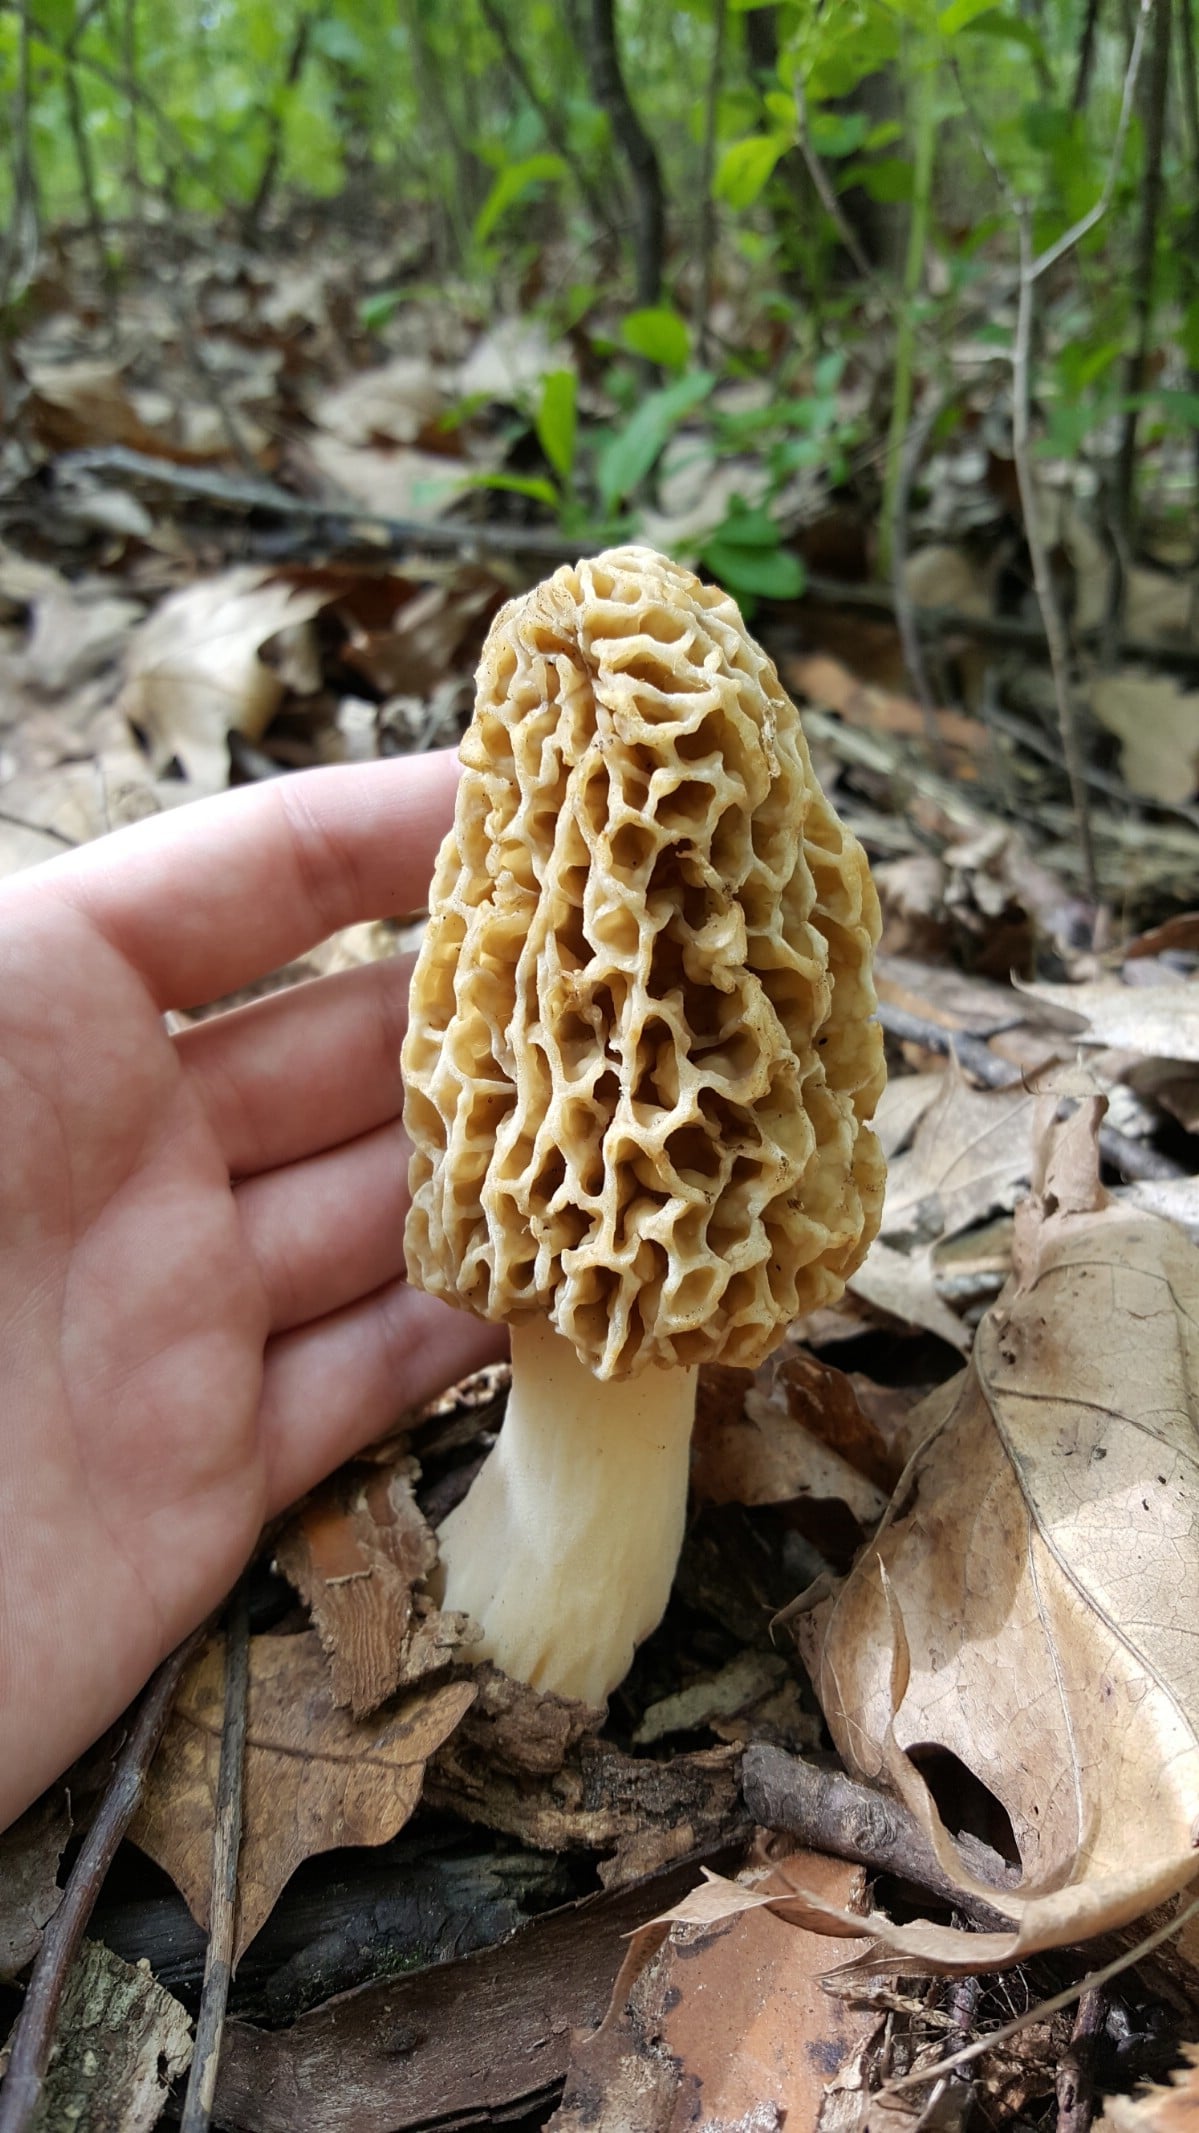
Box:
[435,1319,697,1706]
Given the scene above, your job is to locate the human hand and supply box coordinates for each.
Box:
[0,751,502,1831]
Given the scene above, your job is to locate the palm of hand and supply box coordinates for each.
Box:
[0,756,502,1830]
[4,902,270,1781]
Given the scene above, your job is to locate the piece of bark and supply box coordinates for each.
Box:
[550,1850,878,2133]
[213,1857,728,2133]
[428,1704,747,1889]
[24,1939,192,2133]
[275,1459,477,1717]
[0,1792,70,1981]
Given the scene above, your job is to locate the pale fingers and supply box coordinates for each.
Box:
[180,952,415,1177]
[259,1282,506,1515]
[235,1116,410,1333]
[6,752,459,1010]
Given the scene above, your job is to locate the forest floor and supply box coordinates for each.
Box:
[2,210,1199,2131]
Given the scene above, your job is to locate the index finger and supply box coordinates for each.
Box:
[2,751,460,1010]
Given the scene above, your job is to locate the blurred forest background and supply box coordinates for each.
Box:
[1,0,1197,916]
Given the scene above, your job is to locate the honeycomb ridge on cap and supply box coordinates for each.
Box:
[402,544,885,1380]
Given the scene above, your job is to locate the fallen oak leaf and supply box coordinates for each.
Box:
[1016,971,1199,1063]
[877,1060,1034,1249]
[551,1849,877,2133]
[796,1086,1199,1960]
[131,1630,474,1959]
[119,568,333,792]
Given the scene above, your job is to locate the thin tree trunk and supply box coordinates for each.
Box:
[1109,0,1172,637]
[63,54,118,334]
[589,0,665,308]
[477,0,617,238]
[121,0,143,224]
[0,0,39,313]
[1071,0,1104,110]
[244,9,317,240]
[694,0,727,358]
[1177,0,1199,560]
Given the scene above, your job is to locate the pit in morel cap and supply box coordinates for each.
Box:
[402,544,886,1705]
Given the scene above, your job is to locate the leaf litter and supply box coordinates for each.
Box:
[4,223,1199,2132]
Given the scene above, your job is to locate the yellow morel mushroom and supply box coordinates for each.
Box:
[402,545,885,1704]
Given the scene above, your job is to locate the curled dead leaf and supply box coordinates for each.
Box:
[131,1630,474,1958]
[799,1093,1199,1959]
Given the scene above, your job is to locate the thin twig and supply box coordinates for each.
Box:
[1109,0,1172,652]
[793,83,879,288]
[876,999,1186,1183]
[1055,1985,1106,2133]
[179,1588,250,2133]
[1012,209,1097,906]
[741,1744,1019,1933]
[53,446,593,555]
[890,387,949,766]
[0,1632,203,2133]
[693,0,727,363]
[881,1891,1199,2097]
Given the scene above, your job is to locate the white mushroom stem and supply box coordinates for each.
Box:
[435,1318,698,1706]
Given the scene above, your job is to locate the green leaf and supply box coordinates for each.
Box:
[359,289,404,333]
[937,0,998,34]
[715,133,790,209]
[808,109,870,157]
[536,370,578,481]
[596,370,717,511]
[703,535,805,601]
[621,306,691,372]
[965,10,1047,58]
[841,155,913,203]
[462,471,561,507]
[474,152,567,246]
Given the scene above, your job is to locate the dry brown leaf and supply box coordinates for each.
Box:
[307,434,473,520]
[790,652,986,757]
[875,952,1022,1035]
[0,1786,69,1979]
[456,317,565,401]
[848,1236,973,1352]
[132,1630,474,1957]
[120,568,331,790]
[693,1350,892,1546]
[310,356,444,446]
[872,1070,944,1160]
[24,356,231,463]
[1018,972,1199,1062]
[799,1090,1199,1958]
[878,1062,1034,1247]
[552,1850,877,2133]
[1092,671,1199,804]
[1098,2044,1199,2130]
[275,1458,479,1716]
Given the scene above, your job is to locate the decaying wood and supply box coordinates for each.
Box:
[10,1939,192,2133]
[428,1699,748,1889]
[213,1857,729,2133]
